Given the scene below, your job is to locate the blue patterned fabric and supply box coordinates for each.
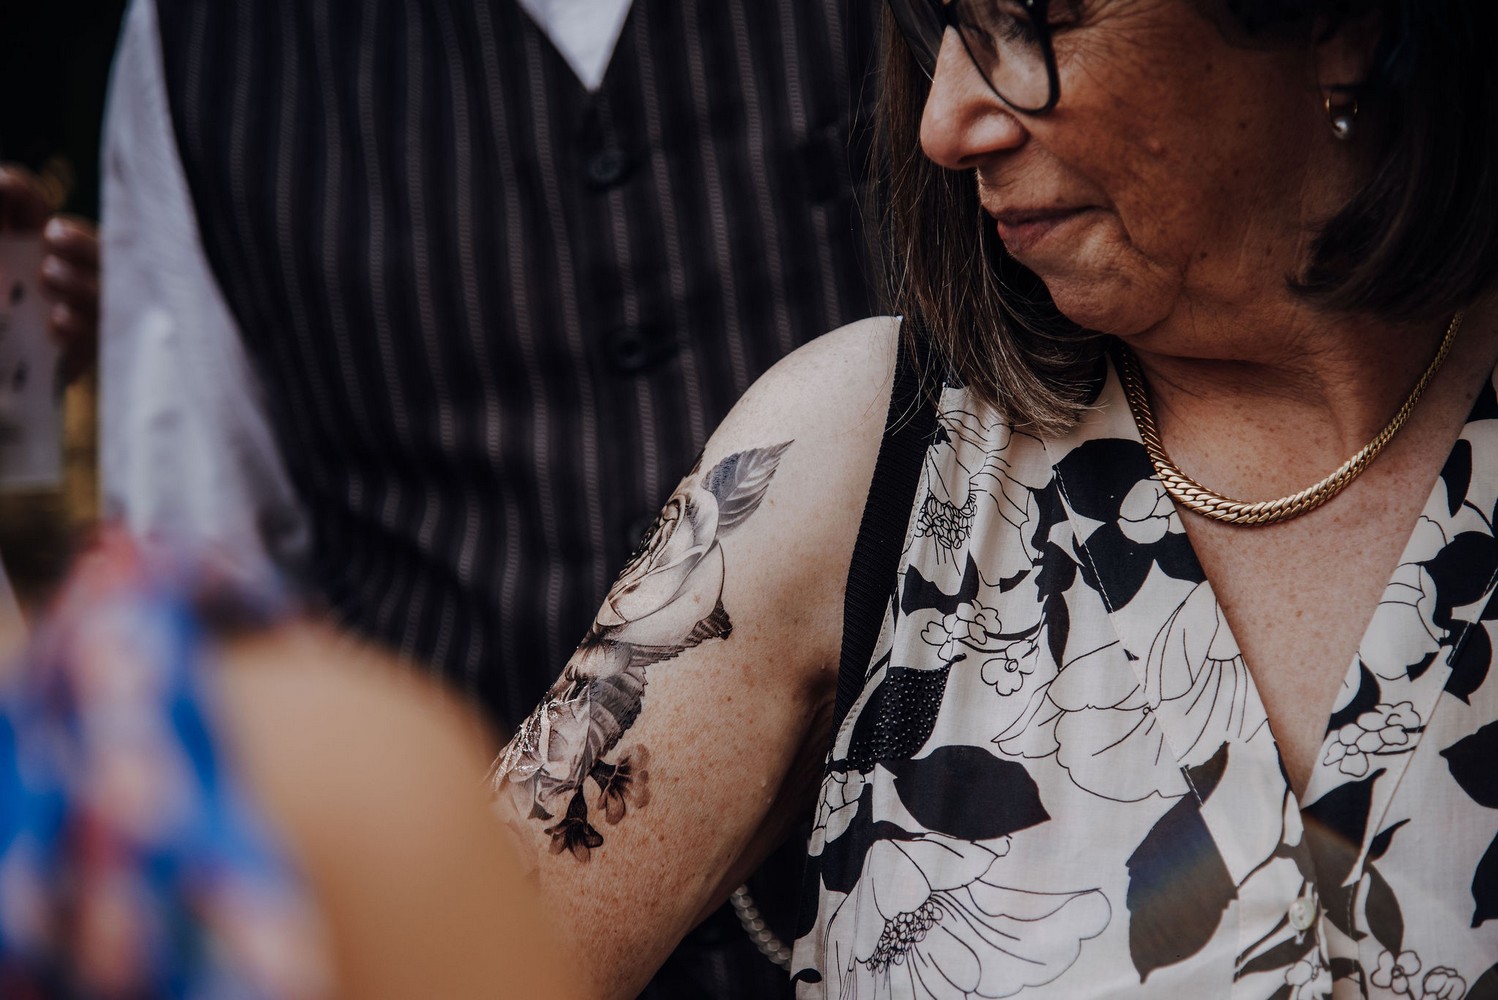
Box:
[0,536,330,999]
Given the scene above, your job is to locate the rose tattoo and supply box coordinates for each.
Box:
[491,442,792,860]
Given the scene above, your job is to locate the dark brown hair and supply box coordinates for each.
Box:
[875,0,1498,433]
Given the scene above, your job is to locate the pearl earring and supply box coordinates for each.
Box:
[1325,89,1359,141]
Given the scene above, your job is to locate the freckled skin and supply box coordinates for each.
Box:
[922,0,1351,343]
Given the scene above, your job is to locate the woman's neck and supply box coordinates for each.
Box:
[1119,294,1498,499]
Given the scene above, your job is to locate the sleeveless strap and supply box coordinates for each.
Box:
[833,315,940,732]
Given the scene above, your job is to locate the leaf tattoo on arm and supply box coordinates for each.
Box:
[491,442,793,861]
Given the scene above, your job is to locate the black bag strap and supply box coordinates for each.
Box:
[832,315,941,732]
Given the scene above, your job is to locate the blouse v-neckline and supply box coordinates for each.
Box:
[796,344,1498,1000]
[1047,358,1498,822]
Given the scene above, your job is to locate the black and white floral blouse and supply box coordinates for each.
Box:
[792,351,1498,1000]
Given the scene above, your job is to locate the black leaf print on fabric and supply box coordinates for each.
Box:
[1425,531,1498,642]
[1330,956,1366,991]
[1450,635,1495,706]
[1303,770,1381,885]
[819,785,921,895]
[1447,613,1494,704]
[1472,377,1498,424]
[1034,539,1077,667]
[1364,864,1404,954]
[1030,476,1071,550]
[1233,934,1316,981]
[1469,961,1498,1000]
[885,745,1050,842]
[1264,984,1294,1000]
[796,849,824,941]
[1472,834,1498,927]
[1044,581,1071,670]
[703,441,791,530]
[1443,439,1473,517]
[899,554,983,617]
[1327,663,1381,734]
[1302,770,1382,938]
[1367,818,1410,862]
[1188,742,1230,796]
[845,665,952,770]
[1054,439,1205,607]
[1428,533,1498,606]
[1442,722,1498,809]
[1125,746,1235,982]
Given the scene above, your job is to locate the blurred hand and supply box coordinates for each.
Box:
[39,217,99,384]
[0,164,99,384]
[0,165,50,233]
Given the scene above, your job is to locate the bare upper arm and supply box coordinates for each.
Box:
[491,317,901,998]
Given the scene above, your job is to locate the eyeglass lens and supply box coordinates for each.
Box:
[887,0,1054,113]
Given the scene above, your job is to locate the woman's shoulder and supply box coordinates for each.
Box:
[708,315,903,504]
[736,315,901,420]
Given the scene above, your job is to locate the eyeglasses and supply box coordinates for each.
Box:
[887,0,1062,115]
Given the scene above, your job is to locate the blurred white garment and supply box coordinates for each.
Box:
[100,0,308,589]
[0,554,23,656]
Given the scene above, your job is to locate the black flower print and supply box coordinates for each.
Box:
[1323,702,1421,778]
[918,600,1046,696]
[1440,721,1498,928]
[822,833,1110,1000]
[1282,954,1329,1000]
[1370,950,1473,1000]
[997,582,1265,803]
[1051,437,1204,607]
[1363,518,1449,683]
[916,489,977,553]
[910,406,1048,585]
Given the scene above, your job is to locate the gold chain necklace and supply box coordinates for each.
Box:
[1117,312,1464,527]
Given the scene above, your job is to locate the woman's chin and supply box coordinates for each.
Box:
[1040,280,1170,339]
[1012,228,1175,337]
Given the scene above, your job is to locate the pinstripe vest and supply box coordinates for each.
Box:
[153,0,877,728]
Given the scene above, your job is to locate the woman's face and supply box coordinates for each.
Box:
[920,0,1355,341]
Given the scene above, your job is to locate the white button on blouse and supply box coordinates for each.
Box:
[1288,898,1317,931]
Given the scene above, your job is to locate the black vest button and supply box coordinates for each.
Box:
[586,148,631,189]
[604,323,678,373]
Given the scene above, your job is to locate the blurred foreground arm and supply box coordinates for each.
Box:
[222,621,580,999]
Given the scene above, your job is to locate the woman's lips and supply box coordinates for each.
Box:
[992,207,1089,256]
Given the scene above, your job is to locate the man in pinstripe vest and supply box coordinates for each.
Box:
[100,0,877,994]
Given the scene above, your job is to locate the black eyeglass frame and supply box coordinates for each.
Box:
[888,0,1063,116]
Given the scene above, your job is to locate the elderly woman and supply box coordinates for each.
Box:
[493,1,1498,997]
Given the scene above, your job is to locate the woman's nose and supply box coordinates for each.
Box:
[919,29,1028,170]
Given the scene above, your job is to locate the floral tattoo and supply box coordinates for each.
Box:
[490,442,792,861]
